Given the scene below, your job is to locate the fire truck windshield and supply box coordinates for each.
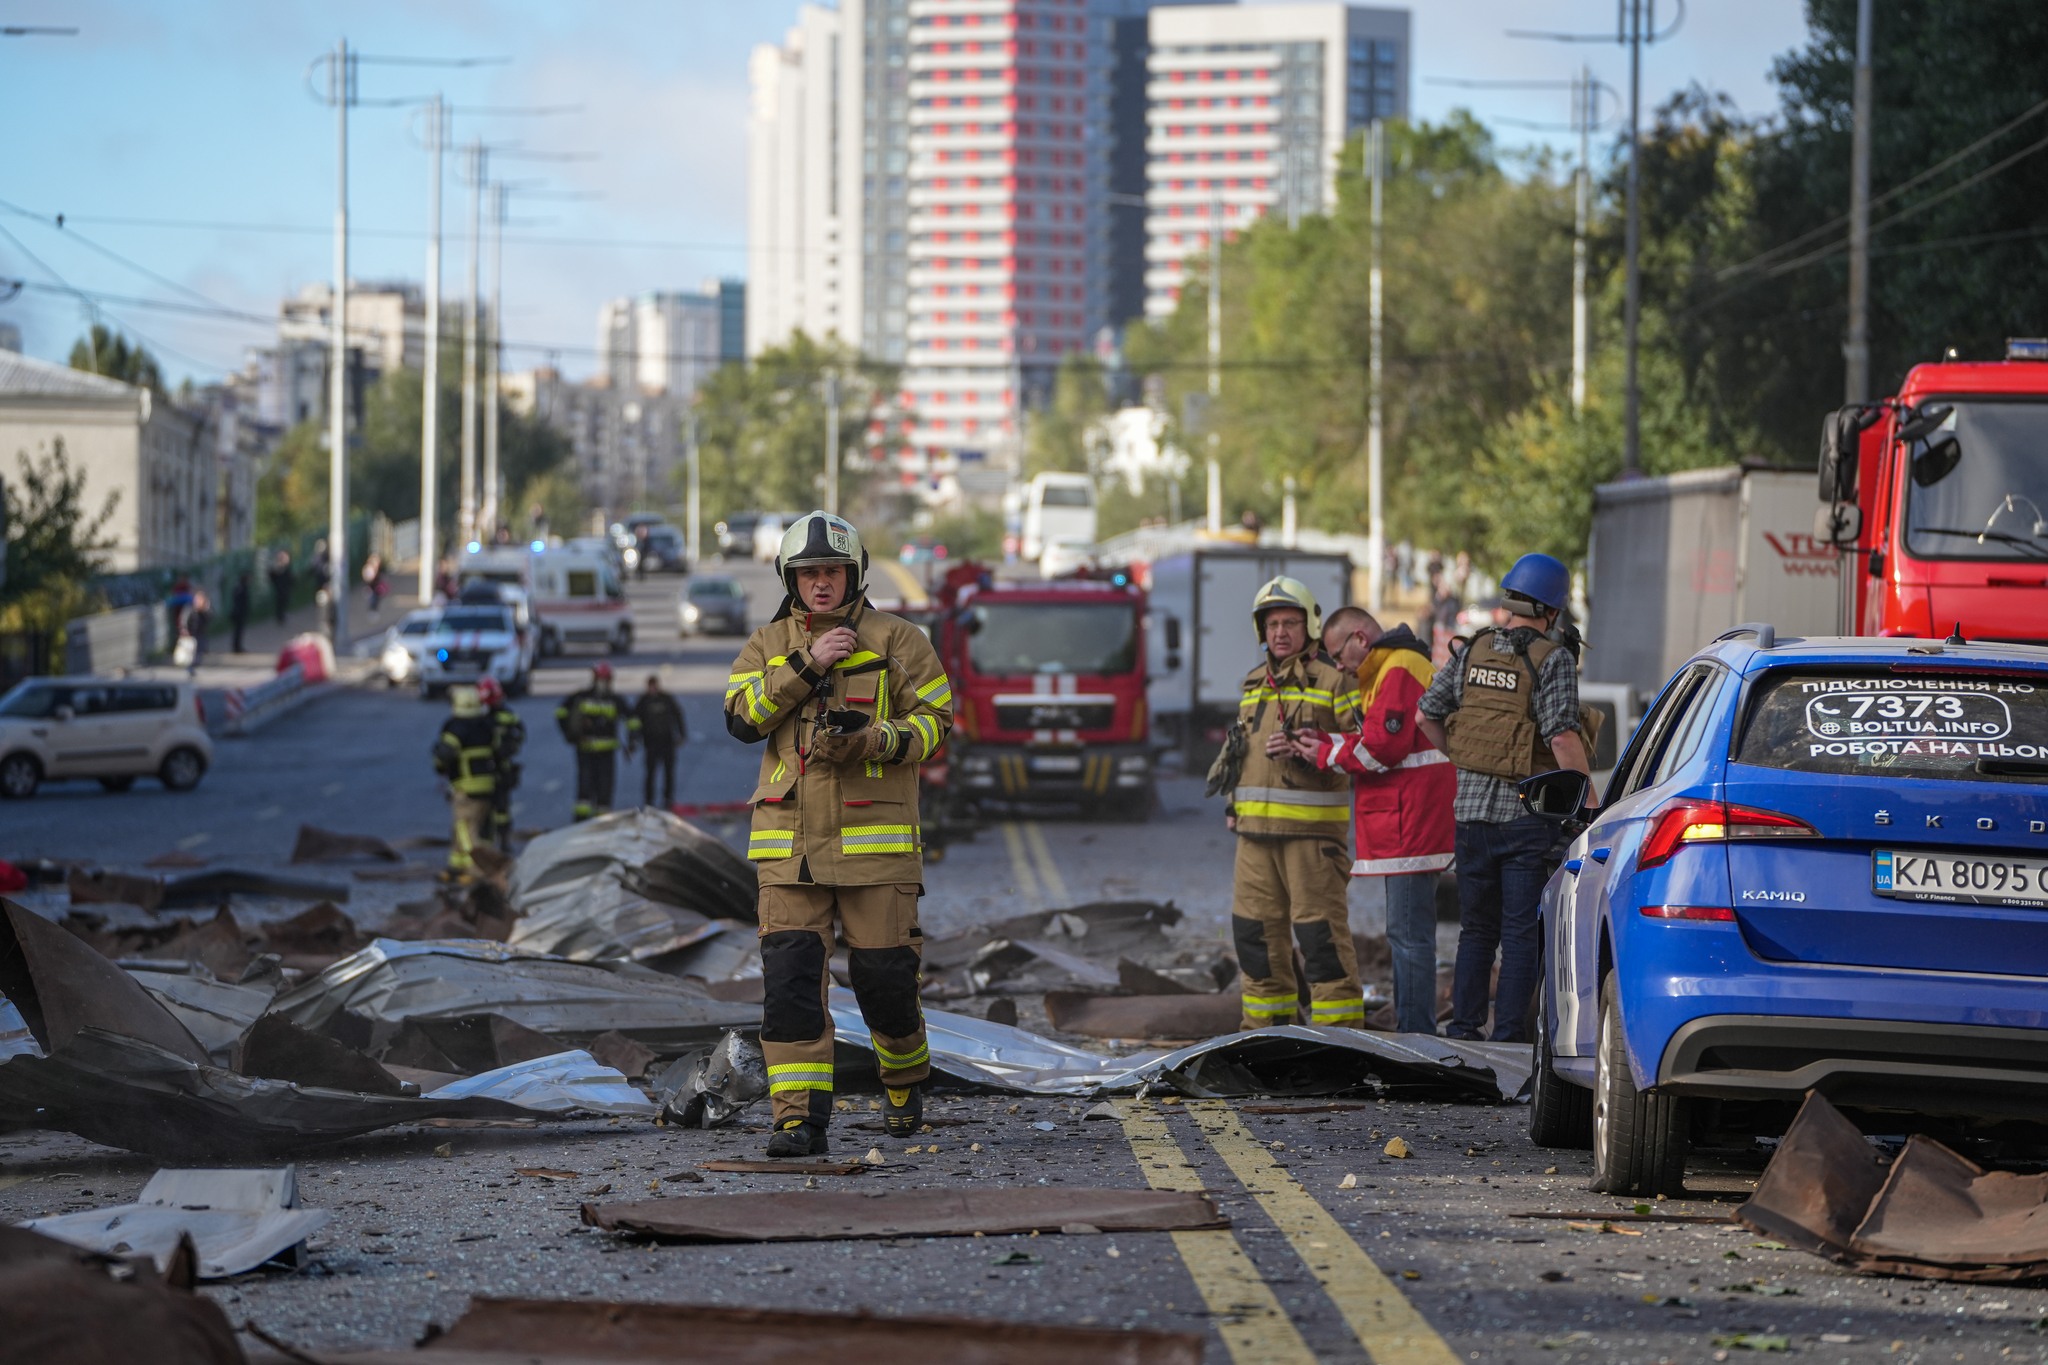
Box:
[1903,400,2048,562]
[967,602,1137,676]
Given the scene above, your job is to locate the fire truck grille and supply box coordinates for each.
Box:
[995,702,1115,731]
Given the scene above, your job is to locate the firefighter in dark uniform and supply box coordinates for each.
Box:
[432,684,501,878]
[555,661,623,821]
[476,674,523,849]
[724,511,953,1158]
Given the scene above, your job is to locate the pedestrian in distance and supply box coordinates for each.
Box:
[633,525,651,582]
[627,673,686,810]
[1209,577,1366,1032]
[1416,553,1599,1043]
[555,662,623,822]
[229,572,252,655]
[433,684,502,879]
[268,550,293,625]
[724,511,953,1158]
[362,553,389,617]
[177,589,212,677]
[477,675,524,851]
[1288,606,1455,1035]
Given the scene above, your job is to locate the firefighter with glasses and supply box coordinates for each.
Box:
[724,511,953,1158]
[1213,577,1365,1031]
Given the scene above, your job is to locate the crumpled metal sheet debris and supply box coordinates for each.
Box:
[424,1048,656,1117]
[308,1295,1202,1364]
[289,825,402,864]
[508,879,729,964]
[1044,990,1243,1040]
[125,965,278,1062]
[508,807,756,928]
[20,1166,329,1279]
[157,868,351,907]
[922,901,1184,990]
[655,1028,767,1128]
[0,1226,247,1364]
[1739,1091,2048,1282]
[581,1185,1226,1244]
[269,938,760,1057]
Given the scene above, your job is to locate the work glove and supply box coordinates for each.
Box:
[811,720,891,765]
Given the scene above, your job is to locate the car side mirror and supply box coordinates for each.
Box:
[1814,501,1861,548]
[1519,768,1590,822]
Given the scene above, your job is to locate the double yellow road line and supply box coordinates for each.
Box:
[1121,1100,1460,1365]
[1000,820,1069,906]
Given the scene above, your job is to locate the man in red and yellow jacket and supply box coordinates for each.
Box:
[1290,607,1454,1034]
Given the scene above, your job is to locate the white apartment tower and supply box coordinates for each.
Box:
[1143,4,1409,318]
[747,6,851,356]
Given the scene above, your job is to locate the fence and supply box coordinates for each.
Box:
[63,603,170,675]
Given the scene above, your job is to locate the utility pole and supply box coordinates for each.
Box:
[419,94,444,606]
[327,37,353,653]
[1621,0,1643,478]
[1366,119,1385,614]
[685,407,701,569]
[823,370,840,516]
[1572,65,1591,414]
[483,181,505,538]
[1205,190,1222,534]
[1844,0,1874,403]
[460,139,485,547]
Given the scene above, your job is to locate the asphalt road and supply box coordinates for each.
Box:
[1,563,2042,1362]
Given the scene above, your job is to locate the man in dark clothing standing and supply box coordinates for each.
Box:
[268,551,292,625]
[229,573,252,654]
[627,674,686,809]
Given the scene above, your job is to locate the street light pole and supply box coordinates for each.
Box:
[1573,65,1591,414]
[685,407,701,569]
[328,37,353,653]
[1366,120,1385,615]
[1621,0,1643,478]
[460,140,484,546]
[483,181,506,538]
[1844,0,1874,403]
[419,94,444,606]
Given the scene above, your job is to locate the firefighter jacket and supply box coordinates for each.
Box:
[1228,651,1360,840]
[433,713,501,796]
[725,599,953,887]
[1307,625,1455,876]
[556,687,623,753]
[629,691,687,751]
[491,707,526,761]
[1438,628,1593,781]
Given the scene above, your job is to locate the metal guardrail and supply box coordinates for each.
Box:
[222,663,307,737]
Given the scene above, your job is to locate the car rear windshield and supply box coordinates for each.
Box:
[440,609,510,632]
[690,580,739,599]
[967,602,1135,676]
[1736,667,2048,783]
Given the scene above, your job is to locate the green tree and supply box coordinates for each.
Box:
[1022,354,1112,477]
[255,419,329,548]
[0,439,119,637]
[68,325,163,391]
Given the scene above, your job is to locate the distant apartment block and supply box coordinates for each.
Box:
[596,281,744,399]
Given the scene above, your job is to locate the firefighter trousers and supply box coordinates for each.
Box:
[1230,835,1363,1030]
[573,748,615,821]
[449,793,495,873]
[757,882,929,1129]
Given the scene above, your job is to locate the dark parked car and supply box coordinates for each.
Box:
[641,525,689,573]
[715,512,760,560]
[678,575,750,636]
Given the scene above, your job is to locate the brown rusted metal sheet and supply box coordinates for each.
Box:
[290,824,404,864]
[0,898,208,1063]
[1044,990,1242,1040]
[0,1226,247,1364]
[1739,1091,2048,1282]
[581,1185,1226,1244]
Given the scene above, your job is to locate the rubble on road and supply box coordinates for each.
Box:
[1740,1091,2048,1283]
[581,1185,1226,1243]
[509,807,756,925]
[300,1296,1203,1364]
[62,902,368,978]
[1043,989,1243,1040]
[920,901,1208,998]
[0,1225,247,1364]
[655,1028,767,1128]
[19,1166,328,1279]
[288,825,402,865]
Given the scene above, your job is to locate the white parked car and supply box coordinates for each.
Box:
[379,608,440,687]
[0,677,213,799]
[415,603,532,699]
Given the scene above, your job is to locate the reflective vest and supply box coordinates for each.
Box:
[434,714,500,796]
[556,689,622,752]
[1229,652,1361,840]
[724,601,953,887]
[1440,628,1578,781]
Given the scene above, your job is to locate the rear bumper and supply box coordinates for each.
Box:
[1657,1013,2048,1119]
[954,743,1151,801]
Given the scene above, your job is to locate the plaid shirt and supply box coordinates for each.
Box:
[1418,630,1581,824]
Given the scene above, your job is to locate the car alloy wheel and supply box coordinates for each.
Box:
[1590,970,1689,1197]
[0,753,39,800]
[159,746,206,792]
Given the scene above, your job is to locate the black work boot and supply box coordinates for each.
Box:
[881,1084,924,1138]
[766,1118,829,1158]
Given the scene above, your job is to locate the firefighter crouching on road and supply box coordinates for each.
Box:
[556,662,623,821]
[724,511,953,1158]
[1289,607,1455,1035]
[433,684,502,878]
[1222,577,1365,1031]
[477,675,524,851]
[1416,553,1596,1043]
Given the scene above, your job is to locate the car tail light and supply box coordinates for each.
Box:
[1639,904,1736,922]
[1638,799,1819,870]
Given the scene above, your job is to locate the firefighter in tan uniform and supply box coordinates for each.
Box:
[724,512,954,1157]
[1223,577,1365,1030]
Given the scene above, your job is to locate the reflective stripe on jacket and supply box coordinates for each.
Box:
[433,714,500,796]
[724,600,952,887]
[1314,627,1455,876]
[556,689,623,752]
[1229,652,1360,841]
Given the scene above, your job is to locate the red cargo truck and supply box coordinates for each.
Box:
[1818,339,2048,641]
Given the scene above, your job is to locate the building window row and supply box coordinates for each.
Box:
[1157,123,1276,137]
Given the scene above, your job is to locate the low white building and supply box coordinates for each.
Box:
[1094,404,1187,492]
[0,351,229,571]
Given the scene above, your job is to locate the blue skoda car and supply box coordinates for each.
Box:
[1521,627,2048,1196]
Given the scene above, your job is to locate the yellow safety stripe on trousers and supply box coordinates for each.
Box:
[579,739,620,752]
[767,1061,834,1092]
[1310,998,1368,1023]
[872,1038,930,1069]
[841,823,918,854]
[916,672,953,708]
[1241,993,1299,1019]
[1233,800,1350,823]
[748,830,795,860]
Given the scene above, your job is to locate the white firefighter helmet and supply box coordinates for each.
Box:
[1251,575,1322,641]
[448,684,485,718]
[775,511,868,602]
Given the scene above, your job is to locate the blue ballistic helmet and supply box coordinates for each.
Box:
[1500,553,1570,614]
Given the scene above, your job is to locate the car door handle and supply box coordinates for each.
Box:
[1564,858,1584,875]
[1590,847,1612,864]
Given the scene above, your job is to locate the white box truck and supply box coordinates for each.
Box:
[1144,547,1353,763]
[1586,464,1840,704]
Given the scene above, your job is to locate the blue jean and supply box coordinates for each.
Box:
[1382,871,1440,1035]
[1448,816,1562,1042]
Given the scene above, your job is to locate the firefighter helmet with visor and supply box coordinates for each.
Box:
[775,511,868,603]
[1250,575,1323,642]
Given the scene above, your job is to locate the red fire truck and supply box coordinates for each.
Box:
[1818,339,2048,641]
[922,563,1155,821]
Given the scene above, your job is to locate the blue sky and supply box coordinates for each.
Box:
[0,1,1814,388]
